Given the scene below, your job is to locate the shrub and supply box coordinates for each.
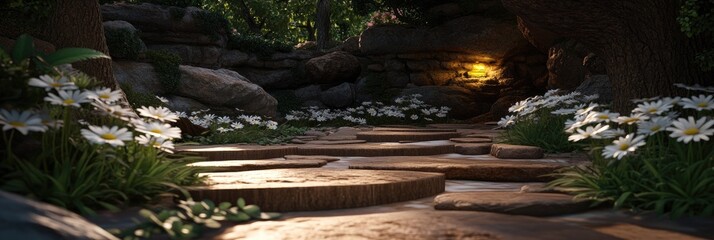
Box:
[271,90,302,114]
[120,83,166,108]
[496,90,597,153]
[550,86,714,217]
[146,50,182,93]
[192,10,229,40]
[179,109,304,145]
[105,28,143,60]
[227,34,293,57]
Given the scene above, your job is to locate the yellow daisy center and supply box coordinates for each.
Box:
[650,126,661,131]
[618,143,630,151]
[63,99,75,105]
[683,128,700,135]
[697,102,709,108]
[150,129,163,134]
[50,82,62,87]
[597,115,609,119]
[100,133,117,140]
[648,108,657,113]
[9,121,26,127]
[99,93,111,99]
[624,118,638,123]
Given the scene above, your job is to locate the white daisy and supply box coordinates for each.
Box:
[44,90,90,107]
[551,108,578,115]
[80,125,132,146]
[85,87,123,103]
[508,100,529,113]
[633,100,673,115]
[616,113,649,125]
[265,120,278,130]
[497,115,517,128]
[666,116,714,143]
[28,75,77,91]
[410,114,419,120]
[216,127,233,133]
[137,106,179,122]
[92,101,135,120]
[134,121,182,139]
[575,103,600,116]
[0,109,47,135]
[601,128,626,139]
[602,133,646,160]
[568,123,610,142]
[155,96,169,104]
[637,117,672,135]
[135,135,174,153]
[679,95,714,111]
[587,110,620,123]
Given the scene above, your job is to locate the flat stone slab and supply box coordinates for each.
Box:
[188,169,445,212]
[177,145,298,160]
[449,137,492,143]
[373,127,457,132]
[491,144,544,159]
[188,159,327,172]
[319,127,363,140]
[214,210,617,240]
[454,143,493,155]
[297,143,455,157]
[304,140,367,145]
[356,131,461,142]
[284,155,341,162]
[427,123,479,129]
[434,192,591,216]
[348,156,576,182]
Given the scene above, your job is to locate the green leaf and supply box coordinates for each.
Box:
[218,202,232,210]
[44,48,109,66]
[242,205,261,218]
[259,212,282,220]
[614,192,632,208]
[226,212,251,222]
[11,34,34,62]
[237,198,246,208]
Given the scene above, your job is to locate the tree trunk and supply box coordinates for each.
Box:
[37,0,117,88]
[316,0,331,50]
[501,0,714,112]
[236,0,264,35]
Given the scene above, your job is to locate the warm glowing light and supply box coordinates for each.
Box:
[468,63,488,78]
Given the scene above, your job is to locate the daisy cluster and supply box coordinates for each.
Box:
[563,84,714,160]
[0,74,181,153]
[497,89,600,128]
[284,94,450,125]
[177,109,279,133]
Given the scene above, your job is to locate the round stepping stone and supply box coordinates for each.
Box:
[215,210,616,240]
[449,137,492,143]
[465,132,502,140]
[454,143,493,155]
[433,192,591,216]
[177,145,298,160]
[297,143,454,157]
[356,131,460,142]
[348,156,573,182]
[284,155,341,162]
[427,123,478,129]
[188,169,445,212]
[188,159,327,172]
[491,144,545,159]
[304,140,367,145]
[373,127,457,132]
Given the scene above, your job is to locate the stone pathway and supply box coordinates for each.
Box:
[119,124,712,239]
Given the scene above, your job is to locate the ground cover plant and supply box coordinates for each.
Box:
[178,109,306,145]
[549,84,714,217]
[0,35,202,214]
[496,90,600,153]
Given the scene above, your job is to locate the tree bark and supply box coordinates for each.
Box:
[316,0,331,50]
[501,0,714,111]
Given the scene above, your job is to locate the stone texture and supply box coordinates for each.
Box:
[188,169,445,211]
[236,68,298,89]
[360,15,529,60]
[101,3,220,35]
[400,86,486,119]
[356,131,461,142]
[164,95,210,113]
[293,85,322,102]
[176,66,278,117]
[148,44,222,67]
[319,82,355,108]
[373,127,456,133]
[454,143,493,155]
[433,192,591,216]
[547,40,589,90]
[297,143,455,157]
[284,155,341,163]
[188,159,327,172]
[305,51,361,84]
[219,50,250,67]
[0,190,119,240]
[177,145,298,160]
[113,61,163,94]
[215,210,616,240]
[576,75,613,103]
[348,156,573,182]
[491,144,545,159]
[305,140,367,145]
[450,138,492,143]
[516,17,560,53]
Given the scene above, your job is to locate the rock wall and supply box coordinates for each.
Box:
[101,2,550,120]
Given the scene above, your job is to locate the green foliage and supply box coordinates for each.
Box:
[120,83,166,109]
[678,0,714,71]
[105,28,144,60]
[499,112,580,153]
[114,198,280,240]
[192,10,230,40]
[227,34,293,56]
[0,0,55,27]
[195,125,306,145]
[146,50,182,93]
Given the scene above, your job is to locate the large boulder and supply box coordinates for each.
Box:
[305,51,361,84]
[547,40,589,90]
[400,86,487,119]
[360,15,529,61]
[147,44,222,67]
[0,190,118,240]
[113,61,164,94]
[235,68,299,89]
[176,66,278,117]
[575,75,613,103]
[103,20,147,60]
[320,82,355,108]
